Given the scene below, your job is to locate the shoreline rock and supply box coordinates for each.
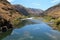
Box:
[0,17,13,32]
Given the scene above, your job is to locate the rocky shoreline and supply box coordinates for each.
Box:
[0,17,13,32]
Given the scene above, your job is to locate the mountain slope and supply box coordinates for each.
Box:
[43,3,60,30]
[0,0,23,31]
[14,5,29,16]
[0,0,23,21]
[26,8,43,16]
[44,3,60,18]
[14,5,43,16]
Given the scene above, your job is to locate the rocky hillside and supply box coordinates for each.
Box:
[14,5,29,16]
[14,5,43,16]
[26,8,43,16]
[44,3,60,18]
[0,0,23,21]
[0,0,23,32]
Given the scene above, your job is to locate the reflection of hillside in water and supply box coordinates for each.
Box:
[16,20,37,28]
[0,30,12,40]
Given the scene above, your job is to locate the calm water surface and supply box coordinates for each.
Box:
[1,19,60,40]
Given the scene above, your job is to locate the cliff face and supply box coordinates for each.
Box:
[44,3,60,18]
[0,0,23,32]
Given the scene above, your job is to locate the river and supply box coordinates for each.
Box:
[0,18,60,40]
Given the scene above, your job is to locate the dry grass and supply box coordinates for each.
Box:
[0,0,23,26]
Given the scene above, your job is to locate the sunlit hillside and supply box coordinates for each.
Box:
[44,3,60,18]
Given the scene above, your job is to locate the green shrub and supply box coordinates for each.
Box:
[54,18,60,26]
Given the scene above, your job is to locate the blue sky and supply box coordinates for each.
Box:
[7,0,60,10]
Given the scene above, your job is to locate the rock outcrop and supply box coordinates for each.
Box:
[0,16,13,32]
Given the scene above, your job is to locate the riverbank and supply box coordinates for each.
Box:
[42,16,60,31]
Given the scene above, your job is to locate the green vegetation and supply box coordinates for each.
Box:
[11,15,27,26]
[41,4,60,31]
[11,17,20,26]
[54,18,60,27]
[43,16,60,31]
[43,16,52,22]
[0,30,12,40]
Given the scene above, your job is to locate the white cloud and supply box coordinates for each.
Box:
[45,32,57,39]
[7,0,14,2]
[31,3,40,6]
[51,0,60,3]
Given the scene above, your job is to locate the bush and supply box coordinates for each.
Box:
[43,16,52,22]
[54,18,60,27]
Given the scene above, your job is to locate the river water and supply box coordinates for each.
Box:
[1,19,60,40]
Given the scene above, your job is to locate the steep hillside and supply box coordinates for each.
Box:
[0,0,23,32]
[0,0,23,21]
[14,5,29,16]
[43,3,60,30]
[44,3,60,18]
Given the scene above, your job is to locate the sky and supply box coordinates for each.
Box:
[7,0,60,10]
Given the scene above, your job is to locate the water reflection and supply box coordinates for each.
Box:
[0,30,12,40]
[2,23,60,40]
[1,19,60,40]
[16,20,38,28]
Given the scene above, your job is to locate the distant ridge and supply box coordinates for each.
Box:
[14,5,44,16]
